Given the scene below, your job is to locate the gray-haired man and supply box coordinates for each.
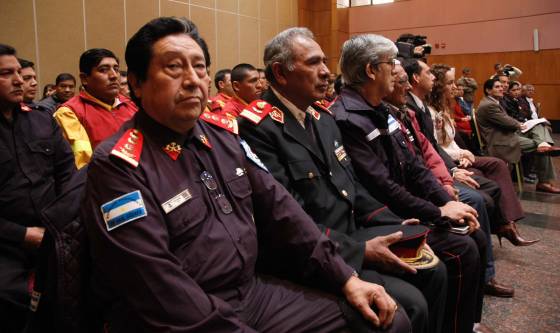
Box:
[331,34,493,333]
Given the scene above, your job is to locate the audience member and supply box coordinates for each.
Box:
[209,68,234,112]
[456,67,477,110]
[0,43,75,333]
[54,48,137,169]
[218,63,262,119]
[257,67,269,92]
[41,83,55,99]
[80,16,409,333]
[119,70,130,97]
[37,73,76,114]
[239,27,446,333]
[18,58,38,106]
[332,34,491,333]
[477,78,560,193]
[428,64,538,248]
[518,84,540,120]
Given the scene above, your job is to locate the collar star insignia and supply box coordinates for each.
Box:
[199,134,212,148]
[163,142,182,160]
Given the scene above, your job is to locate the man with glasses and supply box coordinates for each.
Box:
[331,34,492,333]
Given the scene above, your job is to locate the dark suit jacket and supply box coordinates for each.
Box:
[476,96,521,163]
[405,92,457,170]
[238,90,402,271]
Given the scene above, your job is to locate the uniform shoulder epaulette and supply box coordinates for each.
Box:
[200,111,238,134]
[238,100,274,125]
[314,100,333,115]
[110,129,144,168]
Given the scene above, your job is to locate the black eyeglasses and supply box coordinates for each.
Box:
[372,58,398,69]
[200,171,233,214]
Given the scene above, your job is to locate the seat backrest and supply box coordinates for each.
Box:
[471,107,485,150]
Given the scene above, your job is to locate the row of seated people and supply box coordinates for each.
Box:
[0,16,551,333]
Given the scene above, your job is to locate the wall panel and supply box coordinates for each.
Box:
[85,0,126,63]
[36,0,85,86]
[0,0,37,67]
[0,0,298,99]
[430,49,560,120]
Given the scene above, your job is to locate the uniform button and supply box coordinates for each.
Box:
[341,189,348,197]
[329,171,333,176]
[308,172,314,178]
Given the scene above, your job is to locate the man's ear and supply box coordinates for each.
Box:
[365,63,376,81]
[218,80,225,90]
[412,72,420,85]
[232,81,240,93]
[79,72,87,87]
[271,62,288,86]
[128,72,142,99]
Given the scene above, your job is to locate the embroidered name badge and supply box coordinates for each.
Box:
[388,115,400,134]
[240,139,268,171]
[100,190,147,231]
[161,188,192,214]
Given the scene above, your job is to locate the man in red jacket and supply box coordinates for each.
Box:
[54,48,137,168]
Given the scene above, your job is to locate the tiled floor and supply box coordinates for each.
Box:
[481,147,560,332]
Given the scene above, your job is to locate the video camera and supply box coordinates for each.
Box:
[396,34,432,59]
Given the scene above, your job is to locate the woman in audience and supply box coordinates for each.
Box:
[428,64,539,247]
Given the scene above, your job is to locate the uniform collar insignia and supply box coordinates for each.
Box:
[311,109,321,120]
[163,142,182,160]
[269,107,284,124]
[198,134,212,149]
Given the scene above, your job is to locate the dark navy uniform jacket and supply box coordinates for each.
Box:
[81,110,353,332]
[238,90,402,271]
[331,87,452,223]
[0,103,75,306]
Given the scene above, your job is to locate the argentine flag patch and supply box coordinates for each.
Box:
[100,190,147,231]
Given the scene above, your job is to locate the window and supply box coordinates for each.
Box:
[337,0,400,8]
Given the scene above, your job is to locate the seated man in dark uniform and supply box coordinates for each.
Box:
[0,44,75,333]
[238,27,446,333]
[331,34,491,333]
[80,17,410,333]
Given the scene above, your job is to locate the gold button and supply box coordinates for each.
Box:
[341,190,348,197]
[308,172,314,178]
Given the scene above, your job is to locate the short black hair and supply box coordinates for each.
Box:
[55,73,76,85]
[508,80,521,91]
[18,58,34,69]
[483,77,500,96]
[0,44,16,57]
[80,48,118,75]
[214,69,231,90]
[231,63,256,83]
[402,58,422,84]
[126,17,210,105]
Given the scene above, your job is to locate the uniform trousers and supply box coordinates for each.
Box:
[518,124,556,182]
[352,228,448,333]
[427,229,487,333]
[231,275,411,333]
[457,184,495,284]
